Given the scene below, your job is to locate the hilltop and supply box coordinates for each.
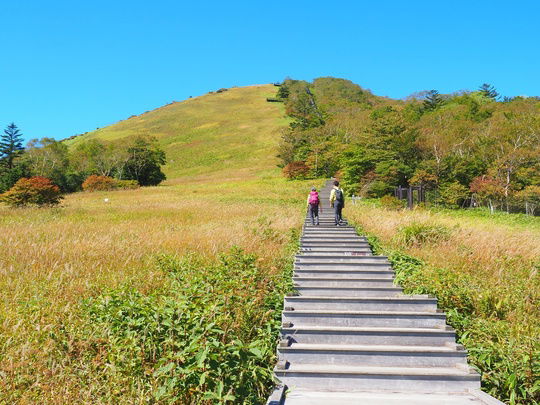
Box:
[68,84,289,180]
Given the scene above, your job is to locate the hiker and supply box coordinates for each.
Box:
[329,180,345,226]
[307,187,322,226]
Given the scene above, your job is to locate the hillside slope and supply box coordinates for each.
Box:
[70,84,288,180]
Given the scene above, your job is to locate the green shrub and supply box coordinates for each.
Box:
[380,195,405,210]
[59,245,295,404]
[366,180,394,198]
[437,182,469,208]
[115,179,140,190]
[396,222,452,246]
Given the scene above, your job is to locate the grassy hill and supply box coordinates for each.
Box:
[69,84,289,180]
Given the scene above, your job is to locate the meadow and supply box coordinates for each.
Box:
[0,85,320,403]
[0,172,317,403]
[347,201,540,404]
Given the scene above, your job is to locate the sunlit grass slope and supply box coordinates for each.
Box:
[70,84,288,179]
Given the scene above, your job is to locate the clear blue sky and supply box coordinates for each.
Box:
[2,0,539,142]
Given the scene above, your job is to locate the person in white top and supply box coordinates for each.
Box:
[329,180,345,226]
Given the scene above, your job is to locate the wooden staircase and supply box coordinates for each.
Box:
[267,181,503,405]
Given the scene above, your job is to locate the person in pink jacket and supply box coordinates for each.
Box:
[307,187,322,226]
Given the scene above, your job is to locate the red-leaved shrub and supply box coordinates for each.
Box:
[282,161,310,179]
[82,175,139,192]
[0,177,63,207]
[82,175,117,191]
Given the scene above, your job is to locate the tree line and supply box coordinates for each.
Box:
[277,77,540,211]
[0,124,167,194]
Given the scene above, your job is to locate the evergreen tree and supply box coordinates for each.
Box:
[0,123,25,169]
[478,83,499,100]
[277,84,290,99]
[423,90,443,111]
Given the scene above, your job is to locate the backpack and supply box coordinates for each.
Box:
[308,191,319,205]
[334,188,344,205]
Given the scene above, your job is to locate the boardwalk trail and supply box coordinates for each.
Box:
[267,181,503,405]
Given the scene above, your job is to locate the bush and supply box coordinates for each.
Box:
[82,175,117,191]
[0,176,63,207]
[380,195,405,210]
[282,161,310,179]
[366,180,394,198]
[67,247,293,404]
[437,182,469,208]
[82,175,140,192]
[115,179,140,190]
[396,222,452,246]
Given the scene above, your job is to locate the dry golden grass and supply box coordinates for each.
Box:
[0,169,317,402]
[347,204,540,287]
[347,204,540,322]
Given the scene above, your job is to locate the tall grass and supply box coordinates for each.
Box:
[0,173,314,403]
[348,202,540,404]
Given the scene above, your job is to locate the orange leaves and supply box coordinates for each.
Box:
[81,175,117,192]
[81,175,139,192]
[0,176,63,207]
[282,161,310,179]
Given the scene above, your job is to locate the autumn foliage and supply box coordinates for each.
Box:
[82,175,139,192]
[282,161,310,179]
[0,176,63,207]
[82,175,116,191]
[469,176,505,202]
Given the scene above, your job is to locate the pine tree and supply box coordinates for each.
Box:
[0,123,25,169]
[277,84,290,99]
[478,83,499,100]
[423,90,443,111]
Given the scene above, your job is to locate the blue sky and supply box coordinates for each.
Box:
[2,0,539,142]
